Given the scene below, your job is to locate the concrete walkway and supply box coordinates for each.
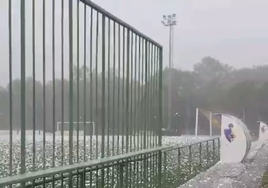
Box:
[179,141,268,188]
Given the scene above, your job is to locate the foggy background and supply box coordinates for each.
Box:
[1,0,268,86]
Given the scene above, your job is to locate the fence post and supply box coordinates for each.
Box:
[218,137,220,157]
[189,145,192,175]
[144,154,148,185]
[163,152,167,188]
[199,142,202,168]
[206,141,209,167]
[157,150,162,188]
[119,162,124,188]
[79,171,85,188]
[213,139,215,164]
[178,147,181,171]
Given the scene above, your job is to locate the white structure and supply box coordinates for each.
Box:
[258,121,268,141]
[219,114,251,163]
[195,108,213,137]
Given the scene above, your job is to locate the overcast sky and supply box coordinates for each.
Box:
[94,0,268,70]
[1,0,268,85]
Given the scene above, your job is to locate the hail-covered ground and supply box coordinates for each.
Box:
[0,131,216,187]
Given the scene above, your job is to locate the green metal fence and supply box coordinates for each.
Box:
[1,0,162,183]
[0,137,220,188]
[0,0,222,187]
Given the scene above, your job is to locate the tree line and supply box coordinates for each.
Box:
[165,56,268,134]
[0,65,159,134]
[0,56,267,135]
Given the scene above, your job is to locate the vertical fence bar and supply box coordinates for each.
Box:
[8,0,13,181]
[133,34,137,151]
[189,145,192,175]
[83,2,87,162]
[145,41,148,149]
[131,32,135,152]
[126,28,130,153]
[146,42,150,149]
[157,46,163,188]
[76,0,81,166]
[95,12,99,159]
[112,20,116,156]
[213,139,215,164]
[20,1,26,187]
[129,31,133,152]
[149,43,153,148]
[137,37,141,151]
[101,13,106,188]
[52,0,56,187]
[117,24,121,155]
[206,141,209,167]
[142,39,146,150]
[163,152,167,188]
[68,0,74,187]
[148,43,151,148]
[153,45,157,147]
[158,47,163,147]
[199,142,202,168]
[177,148,181,177]
[80,171,85,188]
[89,7,93,161]
[60,1,65,186]
[31,0,36,176]
[218,137,220,158]
[119,162,124,188]
[42,0,47,177]
[52,0,56,169]
[61,0,65,169]
[155,46,159,144]
[107,18,111,157]
[106,16,111,188]
[151,45,155,148]
[122,27,126,154]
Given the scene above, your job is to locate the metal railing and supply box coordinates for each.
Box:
[0,137,220,188]
[2,0,162,181]
[161,137,220,187]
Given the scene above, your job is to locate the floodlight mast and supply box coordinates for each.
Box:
[161,14,176,131]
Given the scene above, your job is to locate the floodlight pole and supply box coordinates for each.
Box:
[161,14,176,130]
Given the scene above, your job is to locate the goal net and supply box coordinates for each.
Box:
[56,121,95,135]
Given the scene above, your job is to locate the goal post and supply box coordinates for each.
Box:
[56,121,95,135]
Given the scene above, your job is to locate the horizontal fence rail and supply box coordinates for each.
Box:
[1,0,163,185]
[0,137,220,188]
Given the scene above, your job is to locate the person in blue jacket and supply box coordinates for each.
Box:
[224,123,235,143]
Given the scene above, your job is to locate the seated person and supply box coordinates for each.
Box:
[224,123,235,143]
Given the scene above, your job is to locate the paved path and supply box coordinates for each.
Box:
[179,141,268,188]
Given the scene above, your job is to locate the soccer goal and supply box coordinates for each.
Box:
[56,121,95,135]
[195,108,213,137]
